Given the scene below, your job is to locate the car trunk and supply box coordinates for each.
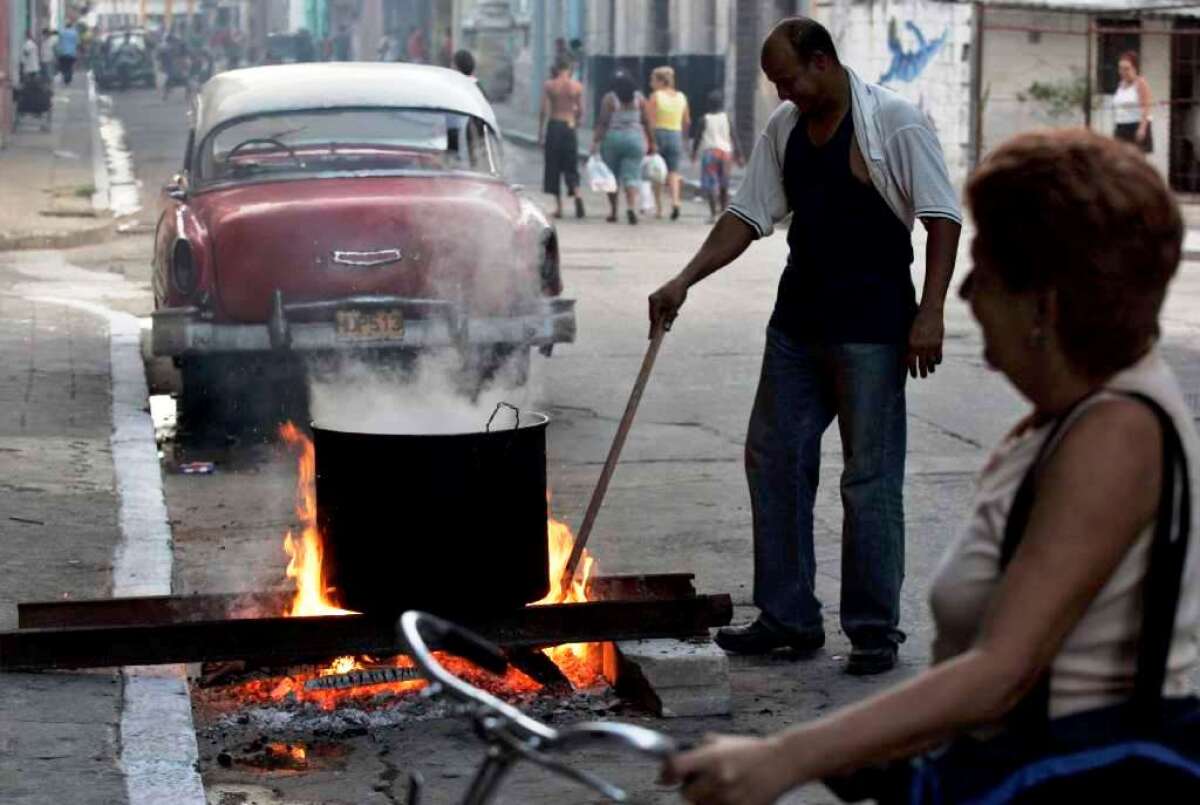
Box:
[195,175,528,323]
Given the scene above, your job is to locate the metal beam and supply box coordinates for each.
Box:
[0,595,732,671]
[17,574,699,629]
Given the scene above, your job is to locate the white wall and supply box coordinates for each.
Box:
[981,10,1171,179]
[822,0,975,183]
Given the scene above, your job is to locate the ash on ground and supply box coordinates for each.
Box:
[195,679,626,741]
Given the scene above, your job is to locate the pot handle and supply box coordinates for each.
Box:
[485,402,521,433]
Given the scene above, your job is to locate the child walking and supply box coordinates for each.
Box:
[690,90,743,224]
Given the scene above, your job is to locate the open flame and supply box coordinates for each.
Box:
[280,422,353,617]
[534,510,600,683]
[275,422,603,707]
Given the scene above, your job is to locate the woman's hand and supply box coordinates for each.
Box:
[1136,123,1148,144]
[663,735,799,805]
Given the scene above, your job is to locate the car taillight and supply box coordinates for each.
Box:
[171,240,198,297]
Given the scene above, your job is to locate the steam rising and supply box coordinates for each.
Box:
[309,350,541,435]
[302,148,554,436]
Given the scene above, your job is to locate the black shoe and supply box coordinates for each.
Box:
[627,209,637,225]
[575,197,585,219]
[845,644,898,676]
[670,205,681,221]
[714,618,825,656]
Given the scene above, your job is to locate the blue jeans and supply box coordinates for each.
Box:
[745,327,907,646]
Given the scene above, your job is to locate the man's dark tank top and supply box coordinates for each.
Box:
[768,110,916,343]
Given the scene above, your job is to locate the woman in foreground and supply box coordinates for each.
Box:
[665,129,1200,803]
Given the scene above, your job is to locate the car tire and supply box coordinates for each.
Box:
[178,355,308,443]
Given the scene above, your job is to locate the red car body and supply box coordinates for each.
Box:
[150,64,573,378]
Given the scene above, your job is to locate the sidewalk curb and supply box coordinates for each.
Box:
[89,74,112,215]
[0,221,117,252]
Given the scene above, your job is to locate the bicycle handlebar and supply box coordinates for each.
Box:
[397,610,558,741]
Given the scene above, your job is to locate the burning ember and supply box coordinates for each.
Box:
[265,423,604,711]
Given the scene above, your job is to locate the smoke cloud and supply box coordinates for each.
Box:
[308,348,543,435]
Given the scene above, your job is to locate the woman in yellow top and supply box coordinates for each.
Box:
[646,66,691,220]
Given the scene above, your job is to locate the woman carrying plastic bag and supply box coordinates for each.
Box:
[590,70,656,224]
[585,154,617,195]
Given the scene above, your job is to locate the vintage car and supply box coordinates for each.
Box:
[151,63,574,418]
[94,29,157,90]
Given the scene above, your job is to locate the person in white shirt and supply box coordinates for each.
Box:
[20,31,41,83]
[690,89,744,223]
[40,29,58,80]
[1113,50,1153,153]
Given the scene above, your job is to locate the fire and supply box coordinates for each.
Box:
[533,507,602,687]
[279,423,353,617]
[274,422,604,703]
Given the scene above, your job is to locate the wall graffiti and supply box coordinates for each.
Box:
[879,18,948,85]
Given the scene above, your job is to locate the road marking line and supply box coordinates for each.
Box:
[30,295,206,805]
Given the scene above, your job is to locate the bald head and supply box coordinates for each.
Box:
[762,17,840,69]
[760,17,844,114]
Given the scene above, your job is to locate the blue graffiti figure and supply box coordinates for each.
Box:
[879,19,947,85]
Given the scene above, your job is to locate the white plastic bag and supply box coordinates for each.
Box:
[586,154,618,194]
[642,153,668,185]
[638,181,656,214]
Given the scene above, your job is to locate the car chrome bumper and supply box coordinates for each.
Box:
[151,294,577,356]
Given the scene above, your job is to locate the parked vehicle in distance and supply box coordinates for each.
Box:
[93,29,157,90]
[151,63,574,424]
[264,32,303,64]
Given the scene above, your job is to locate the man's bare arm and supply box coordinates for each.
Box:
[647,213,756,336]
[907,216,961,378]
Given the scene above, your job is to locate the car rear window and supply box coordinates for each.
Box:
[197,108,501,184]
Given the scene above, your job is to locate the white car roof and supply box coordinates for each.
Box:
[194,63,499,144]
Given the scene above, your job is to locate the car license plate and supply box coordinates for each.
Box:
[335,309,405,340]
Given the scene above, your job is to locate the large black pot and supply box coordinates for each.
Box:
[313,410,551,618]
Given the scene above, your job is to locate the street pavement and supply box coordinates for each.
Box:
[3,74,1200,804]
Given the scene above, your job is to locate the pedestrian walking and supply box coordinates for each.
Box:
[20,31,40,83]
[332,24,352,62]
[569,37,586,82]
[453,49,486,101]
[56,21,79,85]
[649,17,961,675]
[539,59,585,219]
[1113,50,1153,154]
[160,36,191,102]
[646,66,690,220]
[377,30,397,61]
[664,127,1200,805]
[691,89,743,223]
[40,29,58,81]
[591,70,655,225]
[405,27,427,64]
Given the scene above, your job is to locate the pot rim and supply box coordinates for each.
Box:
[311,410,550,437]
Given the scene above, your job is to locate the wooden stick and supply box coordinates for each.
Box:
[561,323,667,590]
